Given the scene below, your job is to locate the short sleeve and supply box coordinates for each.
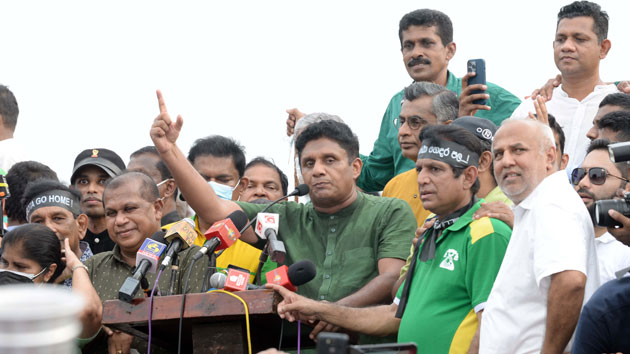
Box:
[235,201,268,221]
[376,199,416,260]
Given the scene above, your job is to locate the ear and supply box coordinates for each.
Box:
[43,263,58,283]
[76,214,89,241]
[600,39,611,59]
[544,145,557,171]
[153,198,164,222]
[445,42,456,61]
[163,179,177,199]
[351,157,363,181]
[560,153,570,171]
[443,120,453,125]
[477,151,493,173]
[238,177,250,195]
[462,166,478,191]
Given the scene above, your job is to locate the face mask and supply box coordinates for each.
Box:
[0,267,48,285]
[209,180,239,201]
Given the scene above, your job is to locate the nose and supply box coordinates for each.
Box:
[560,38,576,52]
[398,120,412,138]
[577,171,591,189]
[312,160,326,177]
[416,168,430,186]
[43,219,58,234]
[114,212,128,227]
[254,185,267,198]
[586,125,599,140]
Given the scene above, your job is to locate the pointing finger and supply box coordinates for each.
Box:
[156,90,168,115]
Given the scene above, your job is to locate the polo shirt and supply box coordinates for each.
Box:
[596,232,630,284]
[382,168,431,227]
[237,191,416,302]
[357,72,521,192]
[572,276,630,354]
[510,84,619,176]
[480,171,600,353]
[394,200,511,353]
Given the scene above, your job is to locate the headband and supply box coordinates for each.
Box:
[417,138,479,168]
[25,190,82,220]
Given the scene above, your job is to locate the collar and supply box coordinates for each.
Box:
[439,198,483,234]
[79,241,93,262]
[596,232,618,244]
[517,171,568,211]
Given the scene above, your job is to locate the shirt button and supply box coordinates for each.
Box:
[330,216,334,220]
[413,194,417,199]
[327,251,333,256]
[320,295,325,300]
[95,238,100,244]
[331,228,336,233]
[325,274,330,279]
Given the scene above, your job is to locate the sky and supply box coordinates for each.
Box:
[1,0,628,187]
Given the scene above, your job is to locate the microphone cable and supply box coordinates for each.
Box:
[147,268,164,354]
[207,289,252,354]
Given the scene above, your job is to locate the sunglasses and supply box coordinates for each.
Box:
[570,167,629,186]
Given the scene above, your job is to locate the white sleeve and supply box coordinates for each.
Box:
[509,100,535,119]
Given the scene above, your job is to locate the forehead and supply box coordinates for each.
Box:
[556,16,596,35]
[401,25,441,42]
[401,96,436,118]
[193,155,239,177]
[1,244,34,264]
[104,180,146,208]
[594,105,622,121]
[245,164,281,184]
[75,165,109,179]
[30,205,74,219]
[301,138,348,159]
[493,122,538,148]
[416,157,451,171]
[582,149,618,172]
[128,155,161,181]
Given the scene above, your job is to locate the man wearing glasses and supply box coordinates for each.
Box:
[571,138,630,283]
[382,81,458,226]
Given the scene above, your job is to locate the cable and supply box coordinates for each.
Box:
[147,268,164,354]
[177,261,196,354]
[277,319,284,350]
[297,320,301,354]
[208,290,252,354]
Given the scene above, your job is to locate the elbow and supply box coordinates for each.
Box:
[79,302,103,335]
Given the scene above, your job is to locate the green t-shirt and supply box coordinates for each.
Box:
[357,72,521,192]
[394,201,511,354]
[237,192,416,302]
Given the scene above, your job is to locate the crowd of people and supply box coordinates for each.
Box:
[2,1,630,353]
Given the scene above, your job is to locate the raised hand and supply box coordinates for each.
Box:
[527,96,550,126]
[286,108,306,136]
[458,72,490,117]
[527,74,562,101]
[150,90,184,155]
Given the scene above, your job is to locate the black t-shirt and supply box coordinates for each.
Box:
[83,228,115,254]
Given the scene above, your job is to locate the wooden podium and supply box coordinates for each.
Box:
[102,289,308,353]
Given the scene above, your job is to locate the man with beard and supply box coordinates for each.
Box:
[70,148,125,254]
[571,138,630,283]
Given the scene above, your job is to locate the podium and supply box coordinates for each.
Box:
[102,289,309,353]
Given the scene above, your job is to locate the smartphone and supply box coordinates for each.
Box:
[467,59,487,106]
[317,332,349,354]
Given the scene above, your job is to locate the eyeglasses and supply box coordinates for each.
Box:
[393,116,425,130]
[570,167,630,186]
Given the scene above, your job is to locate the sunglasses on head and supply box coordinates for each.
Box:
[570,167,629,186]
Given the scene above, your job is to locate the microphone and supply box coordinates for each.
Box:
[160,218,197,270]
[193,210,248,261]
[119,237,167,302]
[255,213,285,263]
[238,184,309,234]
[211,260,317,292]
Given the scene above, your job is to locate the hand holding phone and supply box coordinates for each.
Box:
[458,59,491,117]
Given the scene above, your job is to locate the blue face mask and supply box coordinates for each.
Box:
[209,180,239,201]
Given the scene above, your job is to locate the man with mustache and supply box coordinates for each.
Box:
[571,138,630,283]
[510,1,619,176]
[287,9,520,193]
[70,148,125,254]
[480,118,600,354]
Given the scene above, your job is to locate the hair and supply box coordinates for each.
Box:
[187,136,246,178]
[1,224,65,283]
[0,85,19,131]
[5,161,58,223]
[22,179,81,219]
[600,93,630,110]
[500,117,556,153]
[244,157,289,196]
[295,120,359,163]
[587,138,628,179]
[104,171,159,204]
[597,111,630,142]
[557,1,609,43]
[419,125,483,195]
[403,82,458,123]
[399,9,453,46]
[294,112,345,138]
[130,146,173,181]
[547,114,566,154]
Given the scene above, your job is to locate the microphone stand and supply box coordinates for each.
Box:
[254,244,270,286]
[202,252,217,292]
[167,252,179,296]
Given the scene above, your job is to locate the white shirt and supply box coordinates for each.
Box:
[510,84,619,176]
[596,232,630,284]
[480,171,600,354]
[0,138,28,173]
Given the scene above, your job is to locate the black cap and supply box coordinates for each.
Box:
[70,148,125,184]
[451,116,497,143]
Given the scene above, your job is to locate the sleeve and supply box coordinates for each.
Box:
[356,92,403,192]
[478,82,522,125]
[465,219,511,311]
[376,199,416,260]
[235,201,268,221]
[532,204,589,288]
[509,99,535,119]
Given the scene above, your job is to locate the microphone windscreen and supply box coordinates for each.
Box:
[227,210,248,231]
[295,184,310,196]
[288,259,316,286]
[209,272,226,289]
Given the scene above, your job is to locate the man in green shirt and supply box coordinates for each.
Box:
[150,91,416,341]
[267,125,511,354]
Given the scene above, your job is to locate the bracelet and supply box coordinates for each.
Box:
[71,264,89,273]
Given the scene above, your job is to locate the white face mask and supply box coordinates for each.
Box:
[209,180,239,201]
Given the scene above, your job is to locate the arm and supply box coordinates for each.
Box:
[337,257,404,308]
[268,284,401,337]
[150,90,257,243]
[467,311,482,354]
[542,270,586,354]
[63,239,102,339]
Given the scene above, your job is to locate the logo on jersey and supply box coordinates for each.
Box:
[439,249,459,271]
